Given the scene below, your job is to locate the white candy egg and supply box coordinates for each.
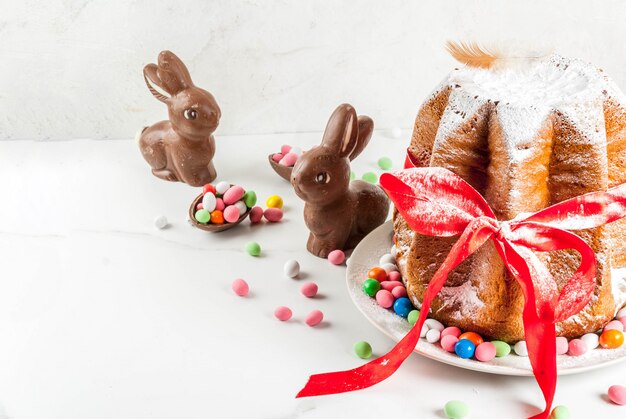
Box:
[617,307,626,319]
[379,253,396,266]
[381,263,398,274]
[234,201,247,215]
[284,259,300,278]
[202,192,217,212]
[581,333,600,350]
[154,215,168,229]
[390,244,398,255]
[420,325,429,338]
[514,341,529,356]
[215,181,230,195]
[290,146,303,155]
[426,328,441,343]
[425,318,444,332]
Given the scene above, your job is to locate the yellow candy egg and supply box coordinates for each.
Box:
[266,195,283,209]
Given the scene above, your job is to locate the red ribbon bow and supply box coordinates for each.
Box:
[297,151,626,419]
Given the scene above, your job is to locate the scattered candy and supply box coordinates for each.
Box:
[300,282,319,298]
[377,156,392,170]
[387,271,401,282]
[223,185,245,205]
[556,336,569,355]
[426,328,441,343]
[375,290,394,308]
[567,338,587,356]
[441,335,459,352]
[361,172,378,184]
[328,249,346,265]
[210,210,224,224]
[234,201,247,215]
[274,306,292,321]
[425,318,445,332]
[393,297,413,317]
[154,215,168,229]
[215,197,225,211]
[600,329,624,349]
[391,286,407,298]
[380,280,404,291]
[231,278,249,296]
[550,405,570,419]
[249,206,264,223]
[290,146,303,155]
[224,205,240,223]
[514,340,529,356]
[266,195,284,209]
[202,192,217,212]
[367,267,387,282]
[581,332,599,350]
[491,341,511,357]
[363,279,381,297]
[379,253,395,265]
[475,342,497,362]
[380,262,398,273]
[441,327,462,339]
[272,153,283,162]
[245,241,261,257]
[443,400,469,419]
[243,190,257,208]
[458,331,483,347]
[619,316,626,330]
[284,259,300,278]
[215,181,230,195]
[194,209,211,224]
[305,310,324,326]
[264,208,284,222]
[280,144,292,155]
[202,183,216,195]
[407,310,420,326]
[454,339,476,359]
[354,341,373,359]
[605,319,625,332]
[608,384,626,405]
[279,152,298,166]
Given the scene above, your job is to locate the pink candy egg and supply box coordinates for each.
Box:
[380,281,404,291]
[305,310,324,327]
[272,153,283,162]
[300,282,318,298]
[475,342,497,362]
[196,203,204,210]
[441,326,462,339]
[375,289,394,308]
[555,336,569,355]
[279,152,298,166]
[608,384,626,405]
[441,335,459,353]
[231,278,249,296]
[223,185,245,205]
[605,320,625,332]
[280,144,292,155]
[391,286,407,298]
[274,306,292,321]
[249,206,264,223]
[619,316,626,330]
[328,249,345,265]
[387,271,401,282]
[223,205,240,223]
[264,208,283,222]
[215,197,225,211]
[568,338,588,356]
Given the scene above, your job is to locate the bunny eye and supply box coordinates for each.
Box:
[184,109,198,120]
[315,172,330,184]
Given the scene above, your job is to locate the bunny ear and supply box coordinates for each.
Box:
[348,115,373,161]
[143,63,169,103]
[156,50,193,95]
[321,104,358,158]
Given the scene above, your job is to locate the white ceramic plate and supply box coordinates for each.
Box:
[346,221,626,376]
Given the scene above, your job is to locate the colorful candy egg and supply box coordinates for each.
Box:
[454,339,476,359]
[600,329,624,349]
[223,185,245,205]
[393,297,413,317]
[368,267,387,282]
[202,192,217,213]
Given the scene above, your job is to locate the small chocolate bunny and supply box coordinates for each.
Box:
[291,104,390,258]
[138,51,221,186]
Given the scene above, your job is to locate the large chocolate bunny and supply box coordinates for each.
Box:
[138,51,221,186]
[291,104,390,258]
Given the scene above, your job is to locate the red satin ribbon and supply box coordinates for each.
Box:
[297,154,626,419]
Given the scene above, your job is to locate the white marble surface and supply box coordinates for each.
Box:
[1,133,626,418]
[3,0,626,139]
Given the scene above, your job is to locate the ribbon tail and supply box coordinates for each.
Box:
[297,218,494,398]
[496,240,556,419]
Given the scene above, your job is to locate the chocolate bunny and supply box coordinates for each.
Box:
[291,104,390,258]
[138,51,221,186]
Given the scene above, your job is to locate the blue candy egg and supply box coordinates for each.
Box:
[393,297,414,317]
[454,339,476,359]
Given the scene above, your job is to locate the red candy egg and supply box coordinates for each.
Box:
[203,183,216,195]
[368,267,387,282]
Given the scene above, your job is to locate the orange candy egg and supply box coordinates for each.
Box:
[368,267,387,282]
[210,210,225,224]
[600,329,624,349]
[458,332,484,347]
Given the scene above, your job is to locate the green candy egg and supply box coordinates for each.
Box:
[350,171,356,181]
[361,172,378,184]
[194,209,211,224]
[443,400,469,419]
[407,310,420,326]
[354,341,372,359]
[550,405,570,419]
[362,278,381,297]
[377,156,393,170]
[243,190,257,208]
[491,340,511,357]
[245,241,261,256]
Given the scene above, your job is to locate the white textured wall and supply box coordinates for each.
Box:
[1,0,626,140]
